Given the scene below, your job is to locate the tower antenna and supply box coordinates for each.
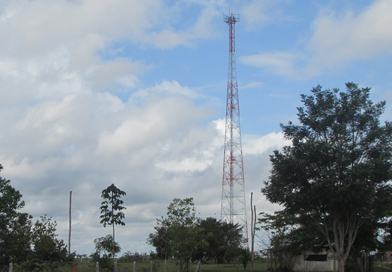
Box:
[221,12,248,247]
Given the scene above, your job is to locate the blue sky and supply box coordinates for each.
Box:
[1,0,392,255]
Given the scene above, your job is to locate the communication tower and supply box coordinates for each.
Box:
[221,13,248,246]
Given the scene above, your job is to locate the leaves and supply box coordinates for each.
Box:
[94,234,121,257]
[31,215,68,264]
[99,183,126,227]
[148,198,244,266]
[99,183,126,259]
[262,82,392,270]
[0,171,32,265]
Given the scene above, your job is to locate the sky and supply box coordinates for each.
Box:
[1,0,392,255]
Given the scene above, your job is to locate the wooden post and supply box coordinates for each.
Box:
[69,191,72,256]
[188,260,191,272]
[150,261,153,272]
[195,260,201,272]
[114,261,118,272]
[250,192,256,272]
[95,262,99,272]
[8,263,12,272]
[266,249,269,271]
[133,261,136,272]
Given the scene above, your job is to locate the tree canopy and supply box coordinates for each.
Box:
[165,198,204,270]
[262,83,392,272]
[148,198,244,269]
[93,234,121,258]
[100,183,126,258]
[0,164,32,265]
[30,215,69,271]
[0,164,71,269]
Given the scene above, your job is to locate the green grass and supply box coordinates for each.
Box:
[373,261,392,272]
[55,259,268,272]
[13,260,392,272]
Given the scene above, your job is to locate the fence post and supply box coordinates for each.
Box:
[114,261,118,272]
[150,261,153,272]
[195,260,201,272]
[95,262,99,272]
[133,261,136,272]
[164,259,167,272]
[188,260,191,272]
[8,263,12,272]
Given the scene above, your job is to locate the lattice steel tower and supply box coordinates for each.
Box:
[221,13,248,245]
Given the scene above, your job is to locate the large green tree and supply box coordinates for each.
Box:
[147,217,172,259]
[30,215,69,271]
[197,217,242,263]
[148,199,244,267]
[148,198,205,271]
[262,83,392,272]
[0,164,32,265]
[166,198,205,271]
[100,183,126,258]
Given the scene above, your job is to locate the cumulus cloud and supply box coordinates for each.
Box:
[308,0,392,68]
[240,0,392,79]
[0,0,291,255]
[240,51,306,79]
[240,0,292,30]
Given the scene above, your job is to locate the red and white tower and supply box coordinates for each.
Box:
[221,13,248,245]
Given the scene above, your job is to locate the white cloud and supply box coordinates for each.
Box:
[89,58,148,91]
[0,0,293,255]
[132,80,200,99]
[240,0,296,31]
[309,0,392,68]
[240,0,392,79]
[240,51,305,79]
[243,132,290,155]
[241,1,270,27]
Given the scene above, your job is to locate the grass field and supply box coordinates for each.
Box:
[54,259,268,272]
[374,261,392,272]
[11,259,392,272]
[70,260,392,272]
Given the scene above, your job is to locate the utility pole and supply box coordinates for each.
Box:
[251,192,256,272]
[69,191,72,256]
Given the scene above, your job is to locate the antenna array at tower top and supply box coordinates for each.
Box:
[223,13,240,24]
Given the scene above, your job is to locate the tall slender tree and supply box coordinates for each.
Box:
[100,184,126,258]
[262,83,392,272]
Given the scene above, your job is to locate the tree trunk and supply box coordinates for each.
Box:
[112,191,115,259]
[112,223,115,258]
[337,257,345,272]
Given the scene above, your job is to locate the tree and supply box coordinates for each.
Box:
[99,184,126,258]
[148,199,245,267]
[166,198,205,271]
[147,217,172,259]
[148,198,205,271]
[93,235,121,258]
[30,215,69,271]
[119,251,147,263]
[92,234,121,270]
[197,217,243,263]
[0,164,32,265]
[259,211,326,271]
[262,83,392,272]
